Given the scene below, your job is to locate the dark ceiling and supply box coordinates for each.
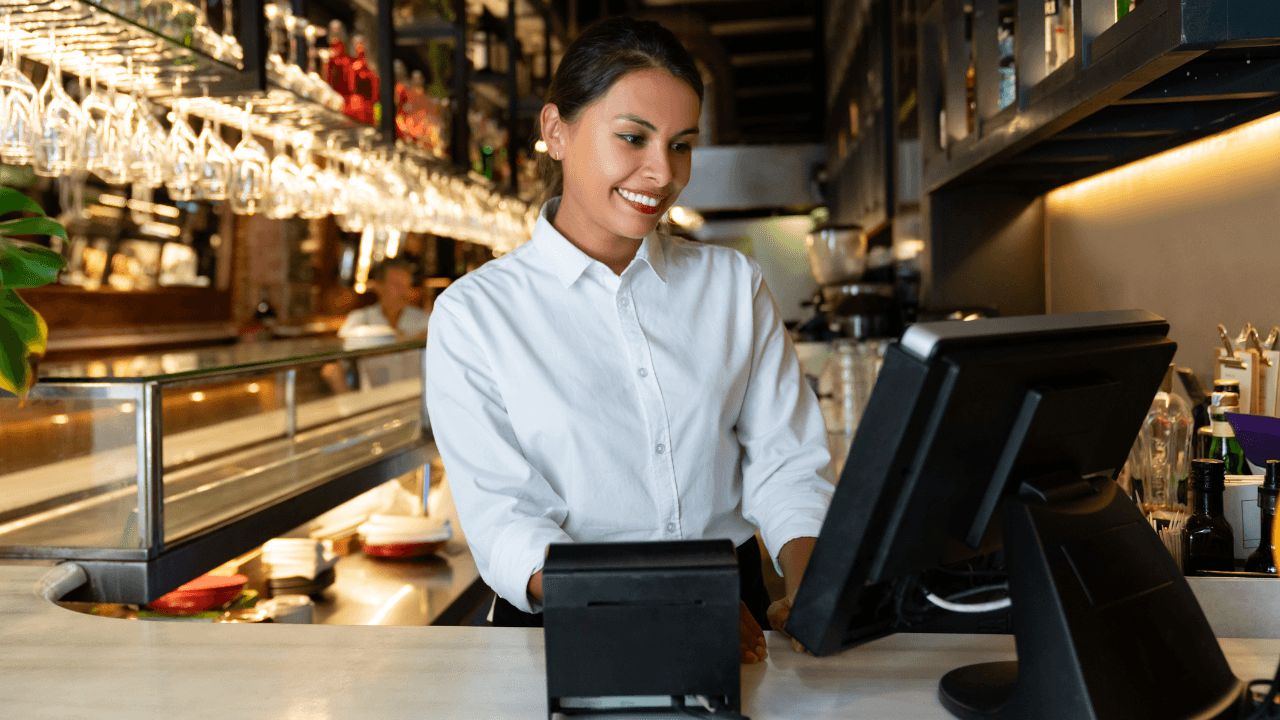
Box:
[564,0,827,145]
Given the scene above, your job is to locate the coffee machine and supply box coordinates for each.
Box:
[802,223,917,341]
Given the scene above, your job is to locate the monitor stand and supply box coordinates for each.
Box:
[937,471,1245,720]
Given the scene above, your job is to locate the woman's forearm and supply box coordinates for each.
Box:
[777,536,816,600]
[527,569,544,604]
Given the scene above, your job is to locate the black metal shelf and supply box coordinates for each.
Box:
[920,0,1280,196]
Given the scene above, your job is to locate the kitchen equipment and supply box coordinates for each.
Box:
[261,594,314,624]
[268,566,336,597]
[148,573,247,614]
[804,223,866,286]
[820,283,900,339]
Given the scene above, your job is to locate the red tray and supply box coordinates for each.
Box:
[361,540,446,558]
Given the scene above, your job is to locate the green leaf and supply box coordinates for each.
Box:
[0,187,45,218]
[0,310,31,398]
[0,216,68,243]
[0,242,64,289]
[0,289,45,353]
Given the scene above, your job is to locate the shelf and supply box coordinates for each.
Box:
[6,0,254,95]
[920,0,1280,196]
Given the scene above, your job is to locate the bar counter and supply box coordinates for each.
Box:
[3,563,1280,719]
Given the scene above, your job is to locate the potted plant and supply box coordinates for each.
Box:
[0,186,67,401]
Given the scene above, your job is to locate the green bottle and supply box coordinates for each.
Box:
[1210,391,1247,475]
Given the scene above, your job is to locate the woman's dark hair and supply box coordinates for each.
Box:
[538,16,703,200]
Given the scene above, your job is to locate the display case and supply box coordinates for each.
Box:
[0,338,429,603]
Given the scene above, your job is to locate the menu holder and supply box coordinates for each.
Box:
[1216,348,1259,414]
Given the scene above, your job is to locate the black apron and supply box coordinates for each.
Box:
[491,535,774,629]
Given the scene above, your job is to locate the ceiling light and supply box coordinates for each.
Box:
[534,139,547,153]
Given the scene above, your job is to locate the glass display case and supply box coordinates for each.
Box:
[0,338,428,603]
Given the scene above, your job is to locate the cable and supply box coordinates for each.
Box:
[1239,653,1280,719]
[923,583,1012,613]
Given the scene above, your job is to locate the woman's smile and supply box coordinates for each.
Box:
[615,187,667,215]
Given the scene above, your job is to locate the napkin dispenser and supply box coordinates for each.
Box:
[543,539,741,718]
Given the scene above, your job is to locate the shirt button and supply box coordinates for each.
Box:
[619,297,629,307]
[666,522,676,533]
[637,368,648,378]
[656,444,665,454]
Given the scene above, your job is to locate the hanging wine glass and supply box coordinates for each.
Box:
[318,134,349,217]
[98,77,132,186]
[295,132,326,219]
[164,97,201,201]
[229,103,270,215]
[82,70,113,178]
[219,0,243,63]
[34,30,87,178]
[265,130,300,219]
[0,17,38,166]
[196,116,233,201]
[127,91,166,188]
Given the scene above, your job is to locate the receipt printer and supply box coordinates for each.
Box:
[542,539,741,718]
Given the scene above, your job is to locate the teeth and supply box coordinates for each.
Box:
[619,189,659,207]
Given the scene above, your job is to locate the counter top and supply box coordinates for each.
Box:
[38,336,424,383]
[4,563,1280,719]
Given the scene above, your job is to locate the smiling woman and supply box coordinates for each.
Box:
[425,15,834,666]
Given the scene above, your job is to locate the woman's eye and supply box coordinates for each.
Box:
[617,134,645,146]
[672,142,693,153]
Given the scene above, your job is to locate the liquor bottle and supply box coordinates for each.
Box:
[1214,378,1241,399]
[346,35,378,124]
[1131,363,1193,507]
[1195,425,1213,459]
[1185,459,1236,573]
[1244,459,1280,574]
[1209,391,1247,475]
[325,21,352,99]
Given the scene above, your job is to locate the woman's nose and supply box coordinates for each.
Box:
[642,146,674,186]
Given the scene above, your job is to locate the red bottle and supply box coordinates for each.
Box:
[346,35,379,125]
[325,20,352,98]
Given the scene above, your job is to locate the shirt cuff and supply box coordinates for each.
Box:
[489,520,573,615]
[758,503,829,578]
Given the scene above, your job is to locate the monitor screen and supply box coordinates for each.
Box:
[786,309,1176,653]
[784,310,1244,720]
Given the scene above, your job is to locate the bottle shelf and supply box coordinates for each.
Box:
[919,0,1280,196]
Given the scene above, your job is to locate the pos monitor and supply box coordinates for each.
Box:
[785,310,1244,720]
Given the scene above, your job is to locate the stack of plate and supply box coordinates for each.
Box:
[358,514,452,558]
[263,538,339,597]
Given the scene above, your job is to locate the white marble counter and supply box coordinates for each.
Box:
[3,562,1279,719]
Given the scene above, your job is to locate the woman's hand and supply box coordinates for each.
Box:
[740,600,767,664]
[766,595,808,654]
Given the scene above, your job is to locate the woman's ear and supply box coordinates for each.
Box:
[540,103,565,160]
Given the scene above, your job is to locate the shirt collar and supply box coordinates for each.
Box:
[532,197,668,287]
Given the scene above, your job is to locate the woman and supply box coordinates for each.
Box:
[426,16,833,663]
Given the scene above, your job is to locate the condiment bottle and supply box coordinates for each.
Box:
[1209,391,1247,475]
[1186,458,1236,573]
[1245,460,1280,574]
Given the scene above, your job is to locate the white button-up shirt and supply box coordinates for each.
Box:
[426,198,833,613]
[338,303,431,338]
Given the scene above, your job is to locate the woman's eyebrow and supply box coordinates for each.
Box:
[615,113,700,137]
